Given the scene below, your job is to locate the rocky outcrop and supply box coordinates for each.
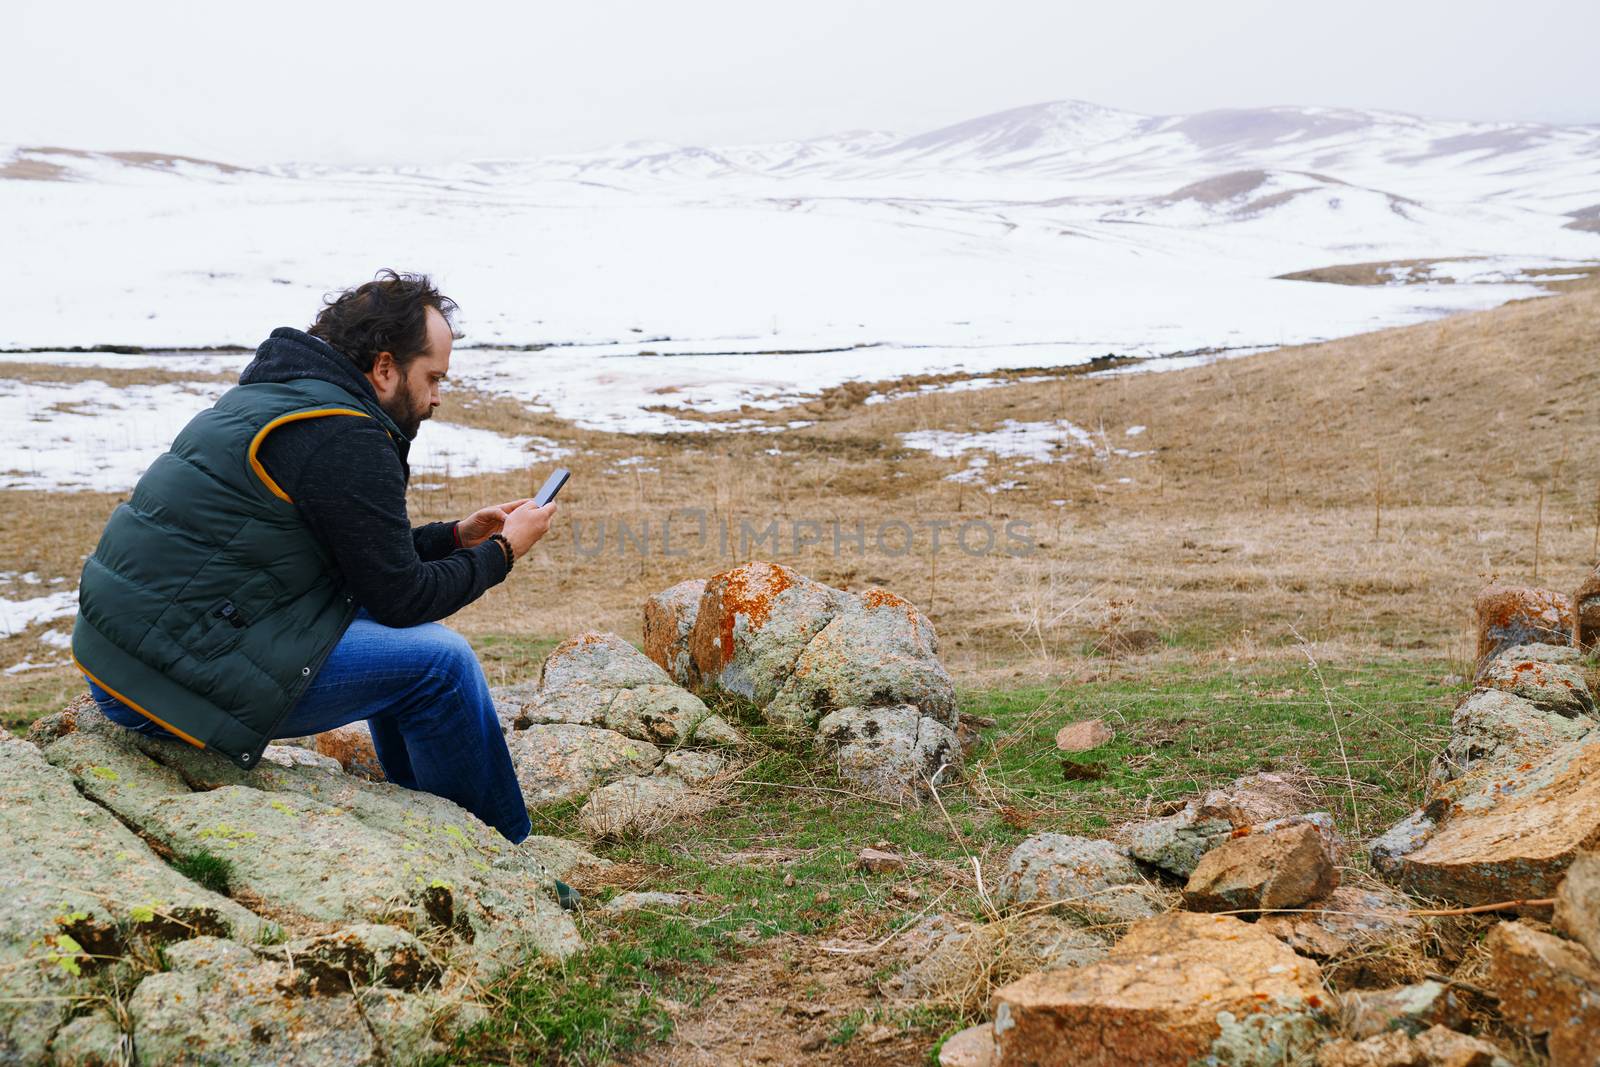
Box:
[646,562,961,802]
[1116,772,1325,877]
[1371,623,1600,906]
[988,913,1328,1066]
[2,701,596,1067]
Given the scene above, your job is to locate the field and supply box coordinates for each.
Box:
[2,275,1596,1063]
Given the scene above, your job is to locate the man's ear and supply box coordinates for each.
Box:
[370,351,397,392]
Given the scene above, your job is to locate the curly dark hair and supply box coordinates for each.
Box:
[308,269,458,372]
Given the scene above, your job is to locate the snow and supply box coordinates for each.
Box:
[0,590,77,637]
[901,419,1146,463]
[0,376,568,493]
[1,98,1595,435]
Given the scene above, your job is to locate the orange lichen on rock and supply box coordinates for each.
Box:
[690,561,796,673]
[1472,585,1573,671]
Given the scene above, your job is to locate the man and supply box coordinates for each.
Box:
[72,270,554,846]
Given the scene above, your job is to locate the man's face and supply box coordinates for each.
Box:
[372,306,452,439]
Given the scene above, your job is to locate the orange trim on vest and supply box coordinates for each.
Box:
[246,408,372,503]
[73,654,208,750]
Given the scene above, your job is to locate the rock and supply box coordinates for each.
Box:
[32,708,581,981]
[643,577,706,686]
[603,891,693,914]
[1574,566,1600,652]
[765,587,957,728]
[129,938,385,1065]
[1473,585,1574,676]
[46,1009,124,1067]
[315,721,386,781]
[1117,772,1308,877]
[578,774,709,839]
[939,1023,996,1067]
[1476,655,1595,717]
[1315,1031,1425,1067]
[1396,736,1600,905]
[989,913,1328,1067]
[1370,810,1437,876]
[1055,719,1113,752]
[890,913,1108,1007]
[1258,885,1426,987]
[1483,920,1600,1067]
[816,704,959,803]
[1553,849,1600,959]
[1429,688,1592,787]
[657,749,728,786]
[279,923,443,994]
[687,561,849,708]
[0,728,264,1067]
[1412,1026,1512,1067]
[540,630,673,690]
[1183,822,1339,913]
[1340,981,1469,1040]
[996,833,1166,924]
[858,847,906,873]
[505,724,662,806]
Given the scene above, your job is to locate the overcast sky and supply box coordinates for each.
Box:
[9,0,1596,165]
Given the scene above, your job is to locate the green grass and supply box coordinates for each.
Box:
[431,654,1462,1065]
[170,849,233,895]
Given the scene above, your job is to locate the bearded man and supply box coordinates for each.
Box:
[72,270,554,846]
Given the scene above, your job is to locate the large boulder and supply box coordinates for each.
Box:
[816,705,959,804]
[1472,585,1573,677]
[1183,821,1339,913]
[989,913,1328,1066]
[686,561,849,707]
[765,588,957,728]
[29,705,582,981]
[1574,566,1600,651]
[995,833,1166,924]
[1483,920,1600,1067]
[0,727,265,1066]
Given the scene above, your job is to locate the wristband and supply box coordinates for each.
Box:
[451,521,462,549]
[487,533,514,570]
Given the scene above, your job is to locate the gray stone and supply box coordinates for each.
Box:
[1341,980,1469,1040]
[540,630,675,690]
[816,705,959,804]
[578,774,710,839]
[1369,809,1437,875]
[766,588,957,728]
[602,891,694,913]
[657,749,729,785]
[939,1023,996,1067]
[1476,654,1595,717]
[995,833,1165,924]
[46,1009,125,1067]
[506,723,662,806]
[0,728,263,1067]
[1115,772,1309,877]
[280,923,442,994]
[1431,689,1594,788]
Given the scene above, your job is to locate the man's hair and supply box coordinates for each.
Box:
[308,269,458,372]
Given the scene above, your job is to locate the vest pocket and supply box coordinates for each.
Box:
[176,570,281,663]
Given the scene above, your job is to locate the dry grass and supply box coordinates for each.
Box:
[3,279,1598,712]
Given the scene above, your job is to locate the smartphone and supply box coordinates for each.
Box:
[533,468,571,508]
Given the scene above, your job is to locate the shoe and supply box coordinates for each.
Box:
[554,879,581,911]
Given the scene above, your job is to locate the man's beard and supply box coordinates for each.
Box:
[383,376,431,439]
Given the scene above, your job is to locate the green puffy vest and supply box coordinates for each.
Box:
[71,377,405,770]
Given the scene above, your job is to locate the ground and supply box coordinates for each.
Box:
[1,275,1595,1064]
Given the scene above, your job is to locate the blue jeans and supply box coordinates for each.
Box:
[86,608,531,844]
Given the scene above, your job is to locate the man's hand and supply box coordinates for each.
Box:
[502,500,558,560]
[457,498,532,549]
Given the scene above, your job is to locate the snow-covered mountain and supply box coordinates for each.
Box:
[2,100,1596,432]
